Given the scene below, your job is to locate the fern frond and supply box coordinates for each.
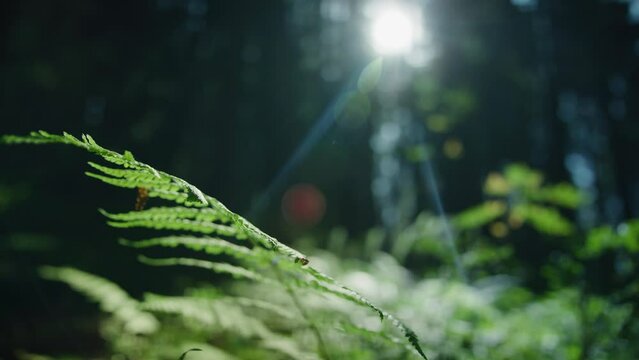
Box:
[5,131,428,359]
[5,131,308,262]
[108,219,238,237]
[138,256,274,284]
[103,206,232,224]
[136,245,429,358]
[141,293,223,329]
[233,216,309,264]
[142,294,318,360]
[338,322,422,359]
[85,171,169,189]
[141,293,276,337]
[301,267,429,359]
[132,240,429,357]
[3,131,207,205]
[87,162,171,185]
[120,236,252,258]
[39,266,159,335]
[231,296,297,321]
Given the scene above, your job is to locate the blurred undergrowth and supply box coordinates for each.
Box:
[3,131,638,359]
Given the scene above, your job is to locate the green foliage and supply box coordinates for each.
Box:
[310,252,637,360]
[460,163,584,236]
[583,220,639,257]
[39,266,159,335]
[510,203,574,236]
[392,212,449,261]
[412,73,477,134]
[530,183,584,209]
[453,201,507,231]
[3,131,428,359]
[6,131,638,360]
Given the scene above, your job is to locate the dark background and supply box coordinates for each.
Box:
[1,0,638,357]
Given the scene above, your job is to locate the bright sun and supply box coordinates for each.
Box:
[370,5,416,56]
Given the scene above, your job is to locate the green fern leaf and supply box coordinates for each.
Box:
[101,209,238,237]
[138,256,274,284]
[104,206,232,224]
[120,236,252,258]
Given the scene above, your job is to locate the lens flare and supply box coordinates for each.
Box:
[281,184,326,227]
[370,5,416,55]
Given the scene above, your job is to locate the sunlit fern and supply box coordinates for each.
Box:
[3,131,428,360]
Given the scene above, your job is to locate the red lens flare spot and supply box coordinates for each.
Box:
[281,184,326,227]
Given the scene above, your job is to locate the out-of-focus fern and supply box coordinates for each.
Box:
[3,131,428,359]
[39,266,159,335]
[142,293,319,360]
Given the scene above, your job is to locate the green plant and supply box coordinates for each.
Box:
[3,131,428,360]
[456,163,583,237]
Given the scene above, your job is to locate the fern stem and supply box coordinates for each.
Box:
[273,265,331,360]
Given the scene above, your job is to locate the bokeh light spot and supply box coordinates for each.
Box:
[443,138,464,159]
[281,184,326,227]
[426,114,451,133]
[490,221,509,238]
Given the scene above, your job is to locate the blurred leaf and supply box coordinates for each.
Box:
[541,254,583,290]
[40,266,160,335]
[461,244,513,268]
[503,163,543,191]
[396,212,449,261]
[582,296,633,355]
[511,204,574,236]
[530,183,584,209]
[583,220,639,257]
[453,201,507,230]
